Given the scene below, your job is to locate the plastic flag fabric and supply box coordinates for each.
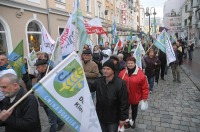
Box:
[32,51,102,132]
[8,40,25,78]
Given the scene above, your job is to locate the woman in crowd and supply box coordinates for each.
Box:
[144,49,161,94]
[118,57,149,129]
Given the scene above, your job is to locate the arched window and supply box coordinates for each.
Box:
[27,21,41,52]
[0,22,8,55]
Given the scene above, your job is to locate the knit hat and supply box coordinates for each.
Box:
[82,49,92,54]
[110,55,119,62]
[34,59,48,66]
[103,59,115,72]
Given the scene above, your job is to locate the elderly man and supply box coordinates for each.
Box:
[0,73,41,132]
[82,49,99,100]
[0,55,17,101]
[35,59,65,132]
[90,59,129,132]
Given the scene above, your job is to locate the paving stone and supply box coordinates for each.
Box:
[180,121,190,126]
[146,125,156,131]
[179,125,189,131]
[166,128,175,132]
[137,124,146,129]
[161,118,172,123]
[161,123,170,127]
[152,117,160,122]
[189,127,198,132]
[170,124,180,129]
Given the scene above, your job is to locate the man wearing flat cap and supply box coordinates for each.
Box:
[90,59,129,132]
[82,49,99,100]
[35,59,65,132]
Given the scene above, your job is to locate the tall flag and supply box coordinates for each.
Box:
[98,35,103,45]
[171,33,177,43]
[9,40,25,78]
[154,30,166,53]
[41,26,56,54]
[133,41,145,68]
[84,18,108,36]
[85,37,95,53]
[72,0,88,53]
[52,38,62,66]
[113,36,123,55]
[27,50,37,75]
[127,31,133,41]
[155,30,176,65]
[32,51,101,132]
[111,21,117,44]
[165,33,176,65]
[59,15,75,57]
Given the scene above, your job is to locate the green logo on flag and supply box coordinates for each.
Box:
[54,60,84,98]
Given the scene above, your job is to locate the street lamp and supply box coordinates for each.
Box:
[145,7,156,42]
[151,7,157,35]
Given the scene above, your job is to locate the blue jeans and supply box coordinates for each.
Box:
[44,107,65,132]
[147,76,154,91]
[100,122,119,132]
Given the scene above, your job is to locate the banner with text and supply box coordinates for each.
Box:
[32,51,101,132]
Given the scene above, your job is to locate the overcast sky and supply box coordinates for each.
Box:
[140,0,167,18]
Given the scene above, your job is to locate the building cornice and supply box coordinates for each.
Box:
[0,0,47,14]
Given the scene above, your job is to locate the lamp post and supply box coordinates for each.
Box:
[145,7,150,41]
[151,7,157,35]
[145,7,156,42]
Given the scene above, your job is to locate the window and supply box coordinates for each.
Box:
[0,22,8,55]
[59,27,64,36]
[27,21,41,52]
[27,0,40,4]
[185,5,188,12]
[55,0,65,3]
[86,0,90,12]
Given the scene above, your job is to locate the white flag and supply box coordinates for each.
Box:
[165,34,176,65]
[133,42,144,68]
[41,26,55,53]
[32,51,101,132]
[60,15,75,57]
[52,38,62,66]
[27,50,37,75]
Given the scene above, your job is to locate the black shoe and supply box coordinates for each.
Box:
[131,122,136,129]
[177,80,181,83]
[173,80,176,82]
[57,124,65,131]
[161,77,164,80]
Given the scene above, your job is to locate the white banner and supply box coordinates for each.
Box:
[52,38,62,66]
[60,16,75,57]
[27,50,37,75]
[41,26,56,54]
[33,51,101,132]
[165,34,176,65]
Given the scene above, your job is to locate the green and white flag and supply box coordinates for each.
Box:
[27,50,37,75]
[32,51,101,132]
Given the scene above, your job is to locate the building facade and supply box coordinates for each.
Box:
[0,0,140,55]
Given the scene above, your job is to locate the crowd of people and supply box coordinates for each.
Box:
[0,35,195,132]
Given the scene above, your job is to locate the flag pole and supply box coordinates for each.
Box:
[8,89,34,111]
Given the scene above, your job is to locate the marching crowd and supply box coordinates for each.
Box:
[0,35,195,132]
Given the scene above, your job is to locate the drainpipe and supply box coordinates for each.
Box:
[46,0,51,34]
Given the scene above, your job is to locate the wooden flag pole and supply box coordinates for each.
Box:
[7,89,34,112]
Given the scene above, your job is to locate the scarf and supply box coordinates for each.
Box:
[127,66,136,76]
[0,63,9,71]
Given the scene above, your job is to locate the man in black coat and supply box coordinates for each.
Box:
[90,59,129,132]
[0,73,41,132]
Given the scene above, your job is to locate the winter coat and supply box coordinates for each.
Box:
[118,66,149,105]
[90,76,129,123]
[144,56,161,77]
[82,60,99,88]
[0,87,41,132]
